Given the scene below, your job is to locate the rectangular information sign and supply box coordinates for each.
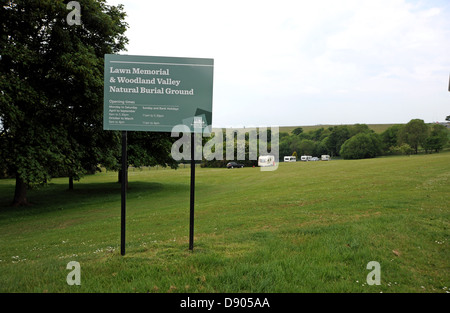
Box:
[103,54,213,132]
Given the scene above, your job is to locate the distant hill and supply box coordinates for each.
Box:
[212,124,401,134]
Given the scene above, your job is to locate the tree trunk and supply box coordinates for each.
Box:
[69,176,74,190]
[13,176,29,206]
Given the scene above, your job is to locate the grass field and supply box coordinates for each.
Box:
[0,152,449,293]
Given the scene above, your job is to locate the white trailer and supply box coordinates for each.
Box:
[321,155,330,161]
[284,156,296,162]
[301,155,312,161]
[258,155,276,167]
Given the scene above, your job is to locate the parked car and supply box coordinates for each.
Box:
[311,157,320,161]
[227,162,244,168]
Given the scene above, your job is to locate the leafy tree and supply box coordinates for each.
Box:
[340,133,382,159]
[279,133,300,157]
[325,125,351,156]
[279,136,292,159]
[349,123,372,137]
[289,136,301,155]
[309,127,330,142]
[315,138,329,156]
[398,119,429,154]
[0,0,128,205]
[279,132,290,140]
[298,139,316,156]
[380,124,403,153]
[292,127,303,136]
[423,124,449,153]
[118,132,179,187]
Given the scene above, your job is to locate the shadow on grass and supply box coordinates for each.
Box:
[0,180,188,217]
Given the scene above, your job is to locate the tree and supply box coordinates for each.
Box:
[325,125,352,156]
[279,136,292,159]
[118,132,179,187]
[279,133,301,157]
[0,0,128,205]
[292,127,303,136]
[340,133,382,159]
[380,124,403,153]
[423,124,449,153]
[349,123,372,137]
[398,119,429,154]
[309,127,330,142]
[315,138,329,156]
[298,139,316,156]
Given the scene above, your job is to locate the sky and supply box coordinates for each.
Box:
[106,0,450,128]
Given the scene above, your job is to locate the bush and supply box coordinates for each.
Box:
[340,133,382,159]
[389,143,414,155]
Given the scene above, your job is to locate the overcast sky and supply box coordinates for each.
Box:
[106,0,449,128]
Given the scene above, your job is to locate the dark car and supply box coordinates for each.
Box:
[227,162,244,169]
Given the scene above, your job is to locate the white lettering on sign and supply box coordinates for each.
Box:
[109,67,170,76]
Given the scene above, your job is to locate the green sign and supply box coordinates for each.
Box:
[103,54,214,132]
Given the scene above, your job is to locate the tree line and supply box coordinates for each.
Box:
[280,119,449,160]
[200,119,449,169]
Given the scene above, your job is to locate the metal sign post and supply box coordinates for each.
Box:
[121,131,127,256]
[189,132,195,251]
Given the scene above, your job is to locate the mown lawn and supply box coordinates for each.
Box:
[0,152,448,293]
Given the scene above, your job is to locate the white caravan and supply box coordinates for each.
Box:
[284,156,296,162]
[301,155,312,162]
[258,155,276,167]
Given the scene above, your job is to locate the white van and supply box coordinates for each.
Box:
[258,155,275,167]
[321,155,330,161]
[284,156,296,162]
